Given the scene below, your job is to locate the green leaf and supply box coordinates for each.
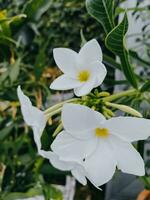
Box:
[2,188,41,200]
[115,6,148,17]
[8,14,27,25]
[129,50,150,67]
[9,58,21,83]
[0,35,17,45]
[34,41,47,80]
[0,124,13,141]
[86,0,115,33]
[105,13,138,88]
[103,54,121,70]
[24,0,52,21]
[2,185,62,200]
[141,80,150,92]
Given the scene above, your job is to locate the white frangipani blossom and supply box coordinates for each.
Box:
[50,39,107,96]
[17,86,46,153]
[17,86,88,185]
[51,103,150,187]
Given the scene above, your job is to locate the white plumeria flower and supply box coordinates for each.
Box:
[50,39,107,96]
[51,103,150,187]
[17,86,46,154]
[17,86,87,185]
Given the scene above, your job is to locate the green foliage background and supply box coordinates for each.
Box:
[0,0,149,199]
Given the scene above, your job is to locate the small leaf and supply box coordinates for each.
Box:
[34,43,47,80]
[8,14,27,25]
[129,50,150,67]
[80,29,87,47]
[141,80,150,92]
[86,0,115,33]
[105,13,138,88]
[0,124,13,141]
[24,0,52,21]
[9,58,21,83]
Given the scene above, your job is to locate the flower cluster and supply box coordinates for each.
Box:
[17,39,150,189]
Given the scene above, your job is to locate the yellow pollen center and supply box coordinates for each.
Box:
[78,70,90,82]
[95,128,109,138]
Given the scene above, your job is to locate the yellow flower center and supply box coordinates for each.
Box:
[78,70,90,82]
[95,128,109,138]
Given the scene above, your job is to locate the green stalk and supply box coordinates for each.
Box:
[53,123,63,137]
[45,107,62,118]
[44,98,78,114]
[103,89,137,102]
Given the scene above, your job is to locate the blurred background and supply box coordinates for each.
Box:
[0,0,149,199]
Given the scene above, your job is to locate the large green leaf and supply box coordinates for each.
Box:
[86,0,115,33]
[105,13,138,88]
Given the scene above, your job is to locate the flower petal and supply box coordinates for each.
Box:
[49,152,74,171]
[51,131,98,162]
[39,149,54,160]
[62,103,106,138]
[49,152,87,185]
[78,39,103,67]
[74,78,96,96]
[84,140,116,187]
[71,167,87,186]
[109,135,145,176]
[73,62,107,96]
[17,86,46,131]
[33,131,54,160]
[105,117,150,142]
[53,48,78,77]
[32,127,42,152]
[50,74,82,90]
[90,62,107,88]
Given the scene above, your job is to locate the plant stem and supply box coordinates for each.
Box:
[103,89,137,102]
[45,107,62,118]
[44,98,78,114]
